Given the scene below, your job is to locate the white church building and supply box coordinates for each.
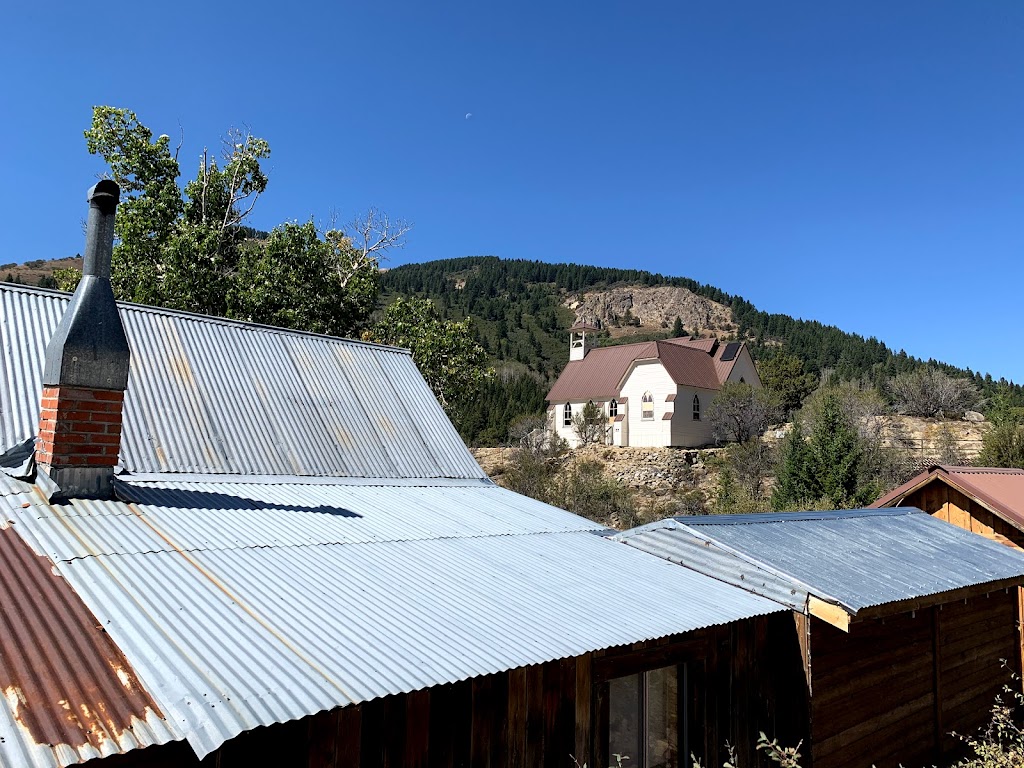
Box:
[547,324,761,448]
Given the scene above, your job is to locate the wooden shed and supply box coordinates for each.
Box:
[872,465,1024,549]
[616,508,1024,768]
[99,614,808,768]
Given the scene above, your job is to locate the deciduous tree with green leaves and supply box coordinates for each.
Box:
[65,106,403,338]
[365,297,491,427]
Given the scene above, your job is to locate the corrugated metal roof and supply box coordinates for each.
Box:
[1,477,782,766]
[0,284,483,480]
[664,338,752,384]
[546,338,721,402]
[616,508,1024,614]
[872,465,1024,531]
[0,478,177,768]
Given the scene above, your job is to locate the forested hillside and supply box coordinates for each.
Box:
[382,256,1024,443]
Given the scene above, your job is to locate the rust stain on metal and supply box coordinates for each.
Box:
[0,527,163,752]
[170,353,195,387]
[375,414,397,437]
[333,424,353,450]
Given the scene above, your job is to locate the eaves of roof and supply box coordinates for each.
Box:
[871,465,1024,532]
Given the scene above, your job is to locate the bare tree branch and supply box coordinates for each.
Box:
[200,147,209,224]
[348,207,412,259]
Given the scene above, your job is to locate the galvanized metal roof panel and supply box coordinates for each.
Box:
[615,521,809,611]
[1,481,781,765]
[0,285,484,479]
[14,479,607,560]
[618,508,1024,613]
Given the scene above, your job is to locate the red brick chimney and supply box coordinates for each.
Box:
[37,180,130,499]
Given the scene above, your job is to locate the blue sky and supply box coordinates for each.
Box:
[2,2,1022,382]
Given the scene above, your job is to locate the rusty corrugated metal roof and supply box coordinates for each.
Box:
[872,465,1024,531]
[0,478,175,767]
[546,338,723,402]
[0,284,784,768]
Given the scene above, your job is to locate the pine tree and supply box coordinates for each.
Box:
[809,392,861,507]
[672,315,685,337]
[772,422,819,509]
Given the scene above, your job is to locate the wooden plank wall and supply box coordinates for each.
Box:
[809,590,1019,768]
[810,609,936,768]
[912,484,1024,549]
[936,589,1018,756]
[905,483,1024,701]
[95,614,808,768]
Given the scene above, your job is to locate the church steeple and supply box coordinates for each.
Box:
[568,322,599,361]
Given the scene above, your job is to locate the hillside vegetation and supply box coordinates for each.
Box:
[381,256,1024,443]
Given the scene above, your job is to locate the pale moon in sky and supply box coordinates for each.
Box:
[465,113,473,120]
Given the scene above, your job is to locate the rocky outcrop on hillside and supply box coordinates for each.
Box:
[566,285,736,337]
[474,444,722,525]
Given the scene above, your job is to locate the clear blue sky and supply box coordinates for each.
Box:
[2,2,1022,382]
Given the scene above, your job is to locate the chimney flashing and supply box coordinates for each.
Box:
[42,277,130,390]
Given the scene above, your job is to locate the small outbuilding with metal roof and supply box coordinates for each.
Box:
[615,508,1024,768]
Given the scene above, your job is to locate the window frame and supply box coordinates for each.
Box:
[609,399,618,418]
[641,392,654,421]
[692,395,700,421]
[601,663,690,768]
[563,403,573,427]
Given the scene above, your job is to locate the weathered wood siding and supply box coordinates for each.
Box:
[899,482,1024,697]
[810,610,936,768]
[908,482,1024,549]
[809,590,1019,768]
[96,614,807,768]
[937,589,1019,755]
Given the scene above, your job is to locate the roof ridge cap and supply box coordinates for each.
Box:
[0,281,412,355]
